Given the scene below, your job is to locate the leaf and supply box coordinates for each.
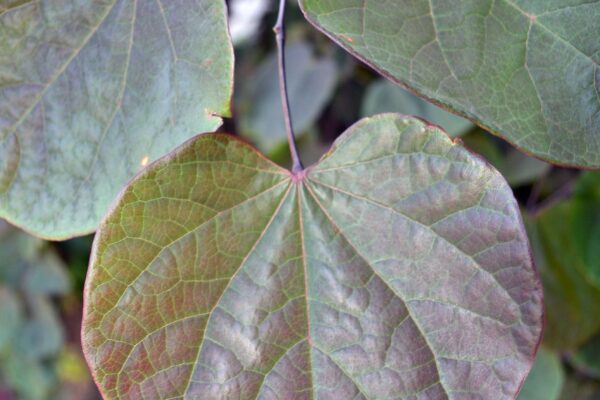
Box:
[461,130,506,168]
[3,353,55,400]
[268,130,332,170]
[497,151,550,188]
[527,173,600,351]
[571,172,600,285]
[0,0,234,239]
[83,115,542,399]
[299,0,600,168]
[517,348,564,400]
[0,222,70,294]
[0,286,22,352]
[361,79,473,137]
[571,333,600,379]
[460,130,551,188]
[558,375,600,400]
[236,41,338,153]
[527,198,600,349]
[0,223,72,398]
[0,225,43,285]
[22,251,70,296]
[15,296,64,360]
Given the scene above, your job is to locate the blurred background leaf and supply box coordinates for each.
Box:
[0,222,98,400]
[236,41,338,154]
[226,2,600,398]
[0,288,21,353]
[518,348,564,400]
[361,79,473,137]
[527,173,600,350]
[571,334,600,379]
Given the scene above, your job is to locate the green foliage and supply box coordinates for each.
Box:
[300,0,600,168]
[0,287,21,352]
[2,1,600,399]
[517,348,564,400]
[571,334,600,379]
[461,130,551,187]
[517,170,600,399]
[361,79,473,137]
[83,116,542,399]
[496,151,550,188]
[571,173,600,285]
[0,223,73,399]
[0,0,234,239]
[559,376,600,400]
[528,173,600,350]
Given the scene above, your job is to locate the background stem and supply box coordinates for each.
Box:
[273,0,303,173]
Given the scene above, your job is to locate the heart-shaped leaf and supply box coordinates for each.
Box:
[83,115,542,399]
[0,0,233,239]
[299,0,600,168]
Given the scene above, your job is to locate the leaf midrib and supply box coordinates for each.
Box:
[181,181,294,399]
[302,179,451,399]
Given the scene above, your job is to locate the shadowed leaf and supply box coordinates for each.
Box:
[0,222,72,398]
[571,173,600,285]
[83,115,542,399]
[0,286,22,352]
[461,130,551,188]
[15,296,64,360]
[527,183,600,349]
[0,0,234,239]
[558,375,600,400]
[498,151,550,188]
[299,0,600,168]
[361,79,473,137]
[571,333,600,379]
[22,251,70,296]
[527,172,600,350]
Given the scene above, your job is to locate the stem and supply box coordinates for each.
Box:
[528,178,577,217]
[273,0,303,173]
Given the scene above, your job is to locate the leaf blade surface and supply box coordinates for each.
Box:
[83,115,543,399]
[0,0,234,238]
[299,0,600,168]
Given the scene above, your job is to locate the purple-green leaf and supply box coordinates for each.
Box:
[83,115,542,399]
